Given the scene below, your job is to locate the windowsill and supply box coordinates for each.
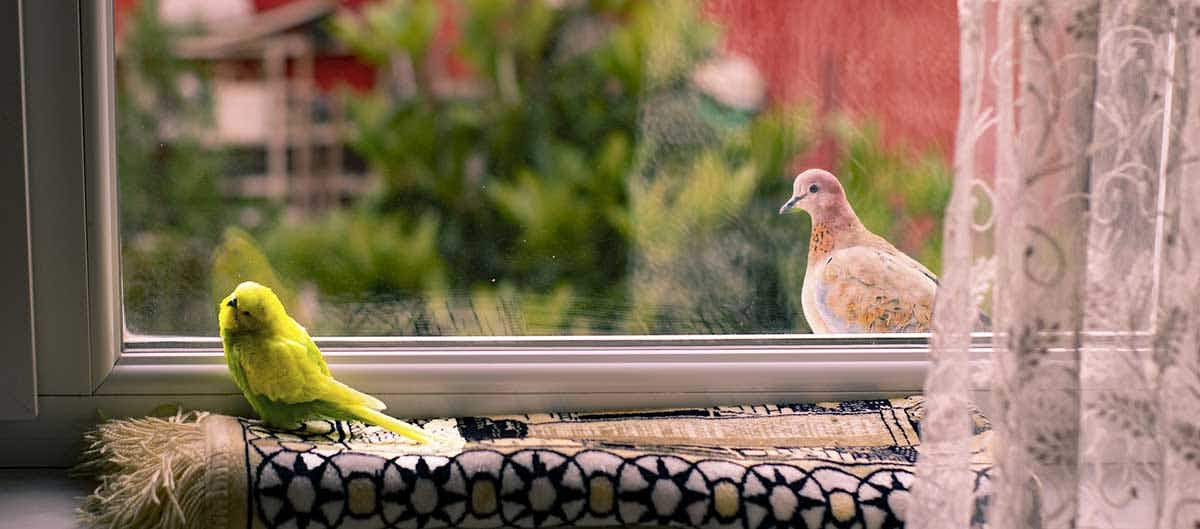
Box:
[4,333,994,468]
[99,334,938,415]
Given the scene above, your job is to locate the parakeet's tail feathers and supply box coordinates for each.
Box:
[345,406,445,445]
[320,379,386,410]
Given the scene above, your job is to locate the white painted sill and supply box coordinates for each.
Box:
[101,334,940,403]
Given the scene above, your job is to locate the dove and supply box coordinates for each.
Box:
[779,169,937,333]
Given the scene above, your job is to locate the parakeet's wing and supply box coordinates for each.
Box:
[291,325,386,409]
[239,337,324,404]
[239,337,385,410]
[297,327,332,378]
[223,340,274,417]
[815,245,936,333]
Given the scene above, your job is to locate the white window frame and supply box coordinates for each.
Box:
[1,1,981,467]
[0,0,36,422]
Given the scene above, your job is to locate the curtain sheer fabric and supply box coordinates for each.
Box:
[912,1,1200,528]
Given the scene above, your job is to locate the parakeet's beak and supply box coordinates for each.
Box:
[779,193,806,215]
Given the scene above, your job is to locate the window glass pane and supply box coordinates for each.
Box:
[116,0,954,337]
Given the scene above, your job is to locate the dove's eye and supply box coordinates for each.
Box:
[808,184,819,194]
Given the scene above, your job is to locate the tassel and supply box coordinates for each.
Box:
[74,410,212,529]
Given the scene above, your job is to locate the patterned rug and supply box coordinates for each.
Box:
[79,397,993,529]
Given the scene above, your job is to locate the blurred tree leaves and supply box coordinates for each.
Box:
[319,0,657,333]
[211,227,294,310]
[332,0,438,67]
[119,0,229,334]
[266,211,446,296]
[835,122,952,273]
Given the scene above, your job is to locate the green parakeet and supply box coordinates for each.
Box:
[219,281,438,444]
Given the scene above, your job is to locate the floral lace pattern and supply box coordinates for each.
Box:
[911,1,1200,527]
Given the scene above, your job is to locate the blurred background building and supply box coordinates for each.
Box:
[116,0,379,218]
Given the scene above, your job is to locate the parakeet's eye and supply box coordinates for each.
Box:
[227,298,237,309]
[242,311,251,317]
[808,184,819,194]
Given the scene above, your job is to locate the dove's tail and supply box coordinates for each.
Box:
[319,403,443,445]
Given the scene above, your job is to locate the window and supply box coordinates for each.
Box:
[117,0,954,340]
[4,1,964,463]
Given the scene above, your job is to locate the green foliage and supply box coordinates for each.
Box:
[265,211,446,297]
[626,94,810,332]
[317,0,667,332]
[118,0,224,237]
[426,284,579,335]
[211,226,294,309]
[311,0,817,334]
[835,123,952,273]
[613,2,811,333]
[332,0,439,66]
[123,233,218,334]
[118,0,229,333]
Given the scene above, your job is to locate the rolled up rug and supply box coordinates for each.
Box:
[77,396,992,529]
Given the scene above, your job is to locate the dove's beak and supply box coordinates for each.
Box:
[778,193,805,215]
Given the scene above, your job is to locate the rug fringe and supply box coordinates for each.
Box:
[75,410,213,529]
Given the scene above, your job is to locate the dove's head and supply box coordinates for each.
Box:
[778,168,855,223]
[219,281,287,334]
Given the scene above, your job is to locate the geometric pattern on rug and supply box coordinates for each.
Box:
[242,397,992,529]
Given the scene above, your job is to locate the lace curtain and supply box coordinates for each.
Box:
[912,1,1200,528]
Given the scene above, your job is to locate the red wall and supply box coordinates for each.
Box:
[705,1,959,162]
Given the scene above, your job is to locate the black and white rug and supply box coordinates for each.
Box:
[80,396,993,529]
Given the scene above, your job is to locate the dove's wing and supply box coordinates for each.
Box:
[813,245,937,333]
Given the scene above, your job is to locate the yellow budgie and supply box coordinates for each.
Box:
[218,281,438,444]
